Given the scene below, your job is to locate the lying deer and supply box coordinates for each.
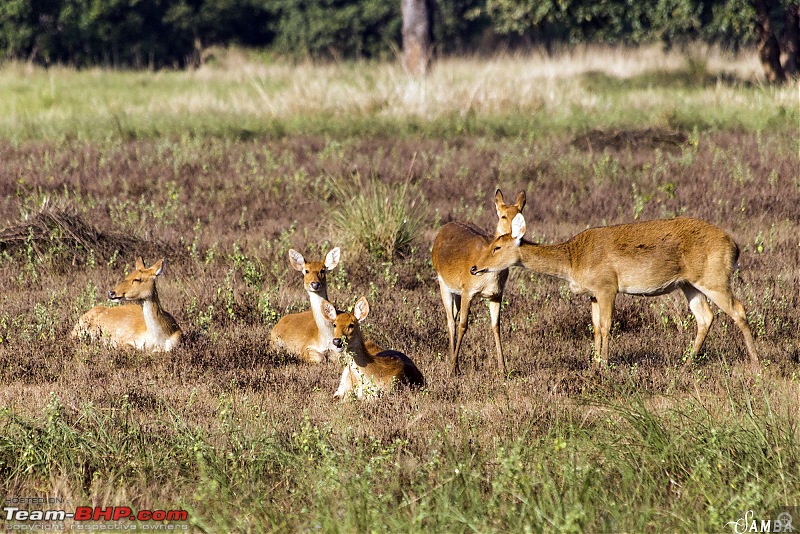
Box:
[321,297,425,400]
[72,257,182,352]
[432,189,526,374]
[269,247,340,363]
[470,213,759,367]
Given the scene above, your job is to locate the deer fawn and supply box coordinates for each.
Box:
[432,189,526,375]
[470,213,759,367]
[269,247,341,363]
[321,297,424,400]
[72,257,182,352]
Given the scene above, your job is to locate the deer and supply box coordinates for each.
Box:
[72,257,182,352]
[321,296,425,400]
[469,213,759,368]
[269,247,341,363]
[431,189,526,375]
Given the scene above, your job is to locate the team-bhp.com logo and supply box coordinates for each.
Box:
[727,509,794,533]
[4,505,189,530]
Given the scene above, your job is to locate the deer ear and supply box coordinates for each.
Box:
[288,249,305,271]
[325,247,341,270]
[152,257,167,276]
[511,213,526,240]
[353,297,369,322]
[515,191,526,211]
[135,257,146,270]
[322,300,337,322]
[494,189,504,215]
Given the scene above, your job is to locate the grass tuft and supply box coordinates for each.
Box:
[328,171,425,261]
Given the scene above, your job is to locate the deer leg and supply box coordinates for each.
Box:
[334,367,353,400]
[451,293,474,375]
[437,280,457,358]
[487,295,506,374]
[591,293,615,366]
[682,285,714,366]
[590,298,602,362]
[301,348,325,363]
[698,286,759,367]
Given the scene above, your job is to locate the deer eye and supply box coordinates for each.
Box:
[133,278,142,282]
[494,246,501,252]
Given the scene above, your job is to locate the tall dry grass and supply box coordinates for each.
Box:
[0,45,796,141]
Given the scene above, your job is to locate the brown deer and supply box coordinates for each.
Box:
[470,213,759,367]
[321,297,425,400]
[432,189,525,374]
[72,257,182,352]
[269,247,340,363]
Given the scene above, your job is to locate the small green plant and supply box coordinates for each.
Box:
[631,182,653,220]
[328,172,424,260]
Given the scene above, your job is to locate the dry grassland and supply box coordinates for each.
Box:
[0,48,798,532]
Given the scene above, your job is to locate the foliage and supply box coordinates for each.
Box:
[266,0,401,59]
[0,0,791,66]
[477,0,758,47]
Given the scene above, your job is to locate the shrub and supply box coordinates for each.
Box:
[328,172,425,261]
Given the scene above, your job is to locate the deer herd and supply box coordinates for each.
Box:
[72,189,760,400]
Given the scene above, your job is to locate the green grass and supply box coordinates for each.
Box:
[2,378,797,532]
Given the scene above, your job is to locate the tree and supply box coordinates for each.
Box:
[402,0,432,75]
[753,0,786,81]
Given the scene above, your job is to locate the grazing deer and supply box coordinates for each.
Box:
[269,247,340,363]
[431,189,526,375]
[470,213,759,367]
[72,257,182,352]
[321,297,425,400]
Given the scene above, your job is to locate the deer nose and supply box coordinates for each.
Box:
[310,281,321,291]
[332,338,343,349]
[470,266,479,275]
[108,290,116,299]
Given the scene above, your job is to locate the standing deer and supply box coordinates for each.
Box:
[470,213,759,367]
[321,297,424,400]
[432,189,526,374]
[72,257,182,352]
[270,247,340,363]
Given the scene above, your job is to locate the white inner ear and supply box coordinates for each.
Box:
[289,250,305,271]
[323,302,337,321]
[511,213,526,239]
[325,247,341,270]
[354,299,369,322]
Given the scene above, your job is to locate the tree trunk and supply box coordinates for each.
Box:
[753,0,786,83]
[402,0,431,76]
[785,3,800,77]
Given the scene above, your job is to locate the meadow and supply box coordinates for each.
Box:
[0,46,799,532]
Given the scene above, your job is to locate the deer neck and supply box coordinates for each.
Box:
[140,286,173,336]
[519,241,573,280]
[345,334,373,368]
[308,290,332,336]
